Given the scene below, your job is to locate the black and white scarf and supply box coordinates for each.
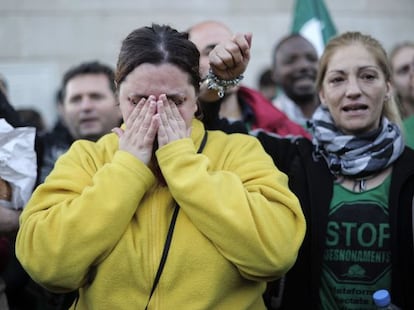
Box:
[309,106,405,177]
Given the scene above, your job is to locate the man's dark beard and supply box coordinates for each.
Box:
[148,137,167,186]
[288,92,315,106]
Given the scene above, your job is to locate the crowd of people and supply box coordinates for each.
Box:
[0,17,413,310]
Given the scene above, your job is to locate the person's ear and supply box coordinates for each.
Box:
[271,69,279,85]
[319,90,327,106]
[384,82,392,102]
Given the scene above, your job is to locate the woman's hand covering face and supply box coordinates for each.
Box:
[112,94,190,165]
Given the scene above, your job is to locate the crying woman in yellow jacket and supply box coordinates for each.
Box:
[16,24,305,310]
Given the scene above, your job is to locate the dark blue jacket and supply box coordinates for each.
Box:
[257,133,414,309]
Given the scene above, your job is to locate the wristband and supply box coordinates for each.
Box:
[205,69,243,98]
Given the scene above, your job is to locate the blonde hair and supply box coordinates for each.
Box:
[316,31,402,129]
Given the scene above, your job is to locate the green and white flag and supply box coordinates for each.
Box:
[292,0,337,56]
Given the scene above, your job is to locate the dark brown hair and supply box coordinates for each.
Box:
[115,24,201,94]
[61,61,115,102]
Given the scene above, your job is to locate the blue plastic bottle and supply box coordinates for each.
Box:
[372,289,401,310]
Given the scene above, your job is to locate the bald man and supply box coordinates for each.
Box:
[189,20,310,138]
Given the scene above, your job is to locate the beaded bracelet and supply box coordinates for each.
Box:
[205,69,244,98]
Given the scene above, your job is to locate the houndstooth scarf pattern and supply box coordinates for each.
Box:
[309,106,405,177]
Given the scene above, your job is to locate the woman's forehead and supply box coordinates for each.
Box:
[118,64,195,100]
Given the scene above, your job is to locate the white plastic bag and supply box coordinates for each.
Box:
[0,119,37,209]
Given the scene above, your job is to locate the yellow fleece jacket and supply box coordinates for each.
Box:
[16,119,305,309]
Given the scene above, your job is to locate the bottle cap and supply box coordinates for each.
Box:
[373,289,391,307]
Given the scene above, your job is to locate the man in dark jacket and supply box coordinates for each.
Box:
[39,61,122,183]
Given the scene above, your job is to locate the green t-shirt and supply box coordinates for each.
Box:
[403,116,414,150]
[319,176,392,310]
